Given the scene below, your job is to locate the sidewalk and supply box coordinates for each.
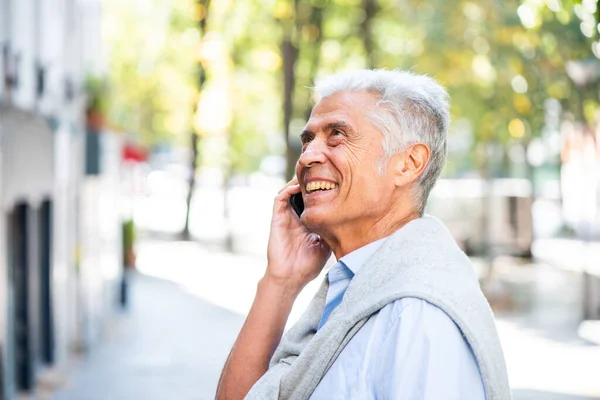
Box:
[490,260,600,399]
[52,238,600,400]
[52,273,245,400]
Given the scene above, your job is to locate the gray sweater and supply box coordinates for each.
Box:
[245,215,511,400]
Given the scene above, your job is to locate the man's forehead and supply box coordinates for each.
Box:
[311,90,378,114]
[306,91,378,130]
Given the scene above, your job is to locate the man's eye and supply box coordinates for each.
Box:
[332,130,343,136]
[302,135,313,144]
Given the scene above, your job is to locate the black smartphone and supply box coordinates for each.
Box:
[290,193,304,217]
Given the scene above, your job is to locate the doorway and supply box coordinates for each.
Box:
[39,199,53,364]
[8,202,32,391]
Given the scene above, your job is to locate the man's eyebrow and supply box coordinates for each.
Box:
[324,121,354,133]
[300,128,314,139]
[300,121,354,138]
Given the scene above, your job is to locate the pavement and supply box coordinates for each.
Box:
[51,273,245,400]
[490,260,600,399]
[50,238,600,400]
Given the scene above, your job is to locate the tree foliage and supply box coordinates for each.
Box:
[103,0,199,146]
[105,0,598,179]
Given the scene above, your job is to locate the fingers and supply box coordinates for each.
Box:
[274,178,301,213]
[273,183,301,214]
[278,177,299,194]
[282,183,301,196]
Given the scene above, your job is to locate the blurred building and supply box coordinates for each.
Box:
[428,178,533,257]
[0,0,123,399]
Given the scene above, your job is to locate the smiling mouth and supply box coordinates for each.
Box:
[306,181,338,194]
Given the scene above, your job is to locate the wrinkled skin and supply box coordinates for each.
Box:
[294,91,403,258]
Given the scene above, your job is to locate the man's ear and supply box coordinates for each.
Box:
[392,143,430,187]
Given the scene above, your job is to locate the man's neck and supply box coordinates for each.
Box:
[323,210,420,259]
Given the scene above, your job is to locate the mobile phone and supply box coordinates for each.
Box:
[290,193,304,217]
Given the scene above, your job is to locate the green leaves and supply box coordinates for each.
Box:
[104,0,199,145]
[105,0,596,177]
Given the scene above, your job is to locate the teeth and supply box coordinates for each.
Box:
[306,181,338,193]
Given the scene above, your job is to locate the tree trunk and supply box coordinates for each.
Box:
[361,0,377,69]
[523,141,535,259]
[283,37,299,180]
[480,140,494,277]
[223,165,234,253]
[182,132,199,240]
[302,6,324,122]
[181,0,210,240]
[281,1,326,179]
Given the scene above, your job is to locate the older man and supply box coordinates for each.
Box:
[216,70,510,400]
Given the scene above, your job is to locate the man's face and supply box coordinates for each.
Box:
[296,91,397,234]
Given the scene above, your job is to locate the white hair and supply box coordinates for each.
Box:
[313,69,450,214]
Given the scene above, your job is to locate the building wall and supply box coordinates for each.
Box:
[0,0,7,378]
[9,0,36,111]
[0,106,55,399]
[51,118,81,368]
[1,109,54,205]
[79,132,122,349]
[38,0,68,116]
[0,0,8,97]
[0,102,6,400]
[0,0,112,397]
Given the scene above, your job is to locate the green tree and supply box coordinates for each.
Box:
[182,0,211,241]
[104,0,213,240]
[104,0,200,146]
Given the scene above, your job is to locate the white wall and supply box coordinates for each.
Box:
[0,105,54,399]
[79,133,122,348]
[51,119,74,367]
[10,0,36,110]
[0,1,9,390]
[0,0,110,395]
[0,0,8,99]
[0,96,7,400]
[51,110,87,367]
[80,0,104,76]
[38,0,67,115]
[1,108,54,207]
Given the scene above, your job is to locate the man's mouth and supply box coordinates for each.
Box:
[305,181,338,194]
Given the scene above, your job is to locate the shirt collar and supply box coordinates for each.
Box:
[338,236,389,276]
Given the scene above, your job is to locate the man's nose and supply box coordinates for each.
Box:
[298,138,327,167]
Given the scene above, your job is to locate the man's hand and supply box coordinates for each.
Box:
[266,178,331,294]
[216,179,330,400]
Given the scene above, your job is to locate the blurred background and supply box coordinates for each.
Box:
[0,0,599,399]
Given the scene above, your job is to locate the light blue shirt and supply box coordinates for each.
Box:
[310,238,486,400]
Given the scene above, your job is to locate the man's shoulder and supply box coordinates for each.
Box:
[376,297,466,340]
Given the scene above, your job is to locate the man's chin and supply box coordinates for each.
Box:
[300,209,327,230]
